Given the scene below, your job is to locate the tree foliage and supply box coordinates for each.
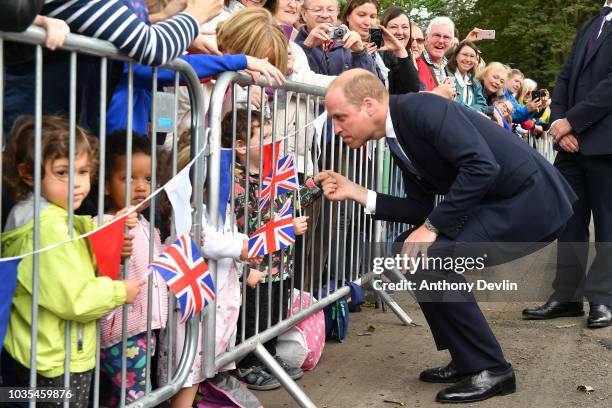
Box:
[372,0,601,89]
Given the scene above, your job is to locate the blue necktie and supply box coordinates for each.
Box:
[586,6,612,57]
[386,136,420,177]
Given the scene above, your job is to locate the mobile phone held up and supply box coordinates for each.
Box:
[531,90,542,101]
[476,29,496,40]
[369,28,384,48]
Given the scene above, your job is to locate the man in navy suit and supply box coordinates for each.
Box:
[316,69,576,403]
[522,1,612,327]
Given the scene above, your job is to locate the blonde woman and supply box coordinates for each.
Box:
[477,62,509,106]
[476,62,511,126]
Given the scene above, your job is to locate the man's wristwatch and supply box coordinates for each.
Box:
[424,218,439,234]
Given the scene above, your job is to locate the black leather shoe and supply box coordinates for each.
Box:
[522,300,584,320]
[419,362,466,383]
[436,366,516,403]
[588,304,612,328]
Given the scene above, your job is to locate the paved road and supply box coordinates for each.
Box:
[255,298,611,408]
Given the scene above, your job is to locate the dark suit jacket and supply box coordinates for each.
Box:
[374,93,576,241]
[551,12,612,155]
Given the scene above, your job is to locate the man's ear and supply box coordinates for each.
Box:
[17,163,34,187]
[363,97,376,116]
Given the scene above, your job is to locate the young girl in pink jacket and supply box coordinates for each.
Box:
[99,132,168,406]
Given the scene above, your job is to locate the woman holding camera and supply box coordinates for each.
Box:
[342,0,418,93]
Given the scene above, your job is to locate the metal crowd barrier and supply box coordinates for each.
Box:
[527,132,556,163]
[4,25,562,408]
[203,72,413,408]
[0,27,205,407]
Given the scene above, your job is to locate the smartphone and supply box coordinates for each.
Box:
[531,90,542,101]
[369,28,384,48]
[476,30,496,40]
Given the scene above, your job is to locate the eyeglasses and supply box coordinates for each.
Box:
[412,38,425,45]
[304,7,338,15]
[458,52,478,60]
[429,33,453,42]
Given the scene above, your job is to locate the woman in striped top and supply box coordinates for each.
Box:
[3,0,223,137]
[41,0,223,65]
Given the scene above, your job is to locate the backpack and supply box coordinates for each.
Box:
[316,282,350,343]
[326,299,349,342]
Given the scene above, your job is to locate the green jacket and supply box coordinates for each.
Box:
[2,204,126,378]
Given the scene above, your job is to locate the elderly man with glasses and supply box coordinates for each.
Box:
[294,0,376,75]
[416,16,456,96]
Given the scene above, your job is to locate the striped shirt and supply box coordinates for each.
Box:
[42,0,199,66]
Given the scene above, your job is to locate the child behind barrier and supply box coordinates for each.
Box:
[98,132,168,406]
[0,116,143,408]
[157,136,263,408]
[220,109,309,391]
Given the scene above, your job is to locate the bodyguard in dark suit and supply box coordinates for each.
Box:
[523,1,612,327]
[316,69,576,403]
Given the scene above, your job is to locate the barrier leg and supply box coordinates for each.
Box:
[254,343,316,408]
[371,267,417,326]
[376,290,414,326]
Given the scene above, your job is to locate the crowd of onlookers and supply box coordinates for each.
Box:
[0,1,553,407]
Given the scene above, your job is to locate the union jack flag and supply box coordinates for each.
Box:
[150,235,215,323]
[258,153,299,211]
[248,199,295,257]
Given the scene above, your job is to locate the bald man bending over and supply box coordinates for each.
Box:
[316,69,577,403]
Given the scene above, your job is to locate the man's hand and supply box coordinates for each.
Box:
[557,134,579,153]
[401,224,438,261]
[303,23,333,48]
[315,170,368,204]
[293,216,309,236]
[549,118,573,143]
[432,78,457,100]
[342,30,365,53]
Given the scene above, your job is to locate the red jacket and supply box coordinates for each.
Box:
[416,57,438,91]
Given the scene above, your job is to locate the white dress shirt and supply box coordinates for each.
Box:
[365,110,412,214]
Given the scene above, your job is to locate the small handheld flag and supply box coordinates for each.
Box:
[258,153,299,211]
[150,235,215,323]
[88,216,127,280]
[248,200,295,257]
